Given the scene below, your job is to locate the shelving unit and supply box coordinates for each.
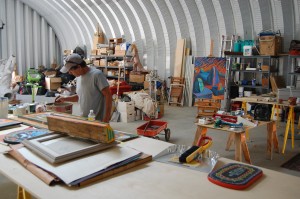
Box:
[224,55,280,110]
[287,55,300,87]
[90,55,133,82]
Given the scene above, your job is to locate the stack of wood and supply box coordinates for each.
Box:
[168,39,189,106]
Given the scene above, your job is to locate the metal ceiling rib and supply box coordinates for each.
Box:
[1,0,300,78]
[91,0,115,39]
[152,1,170,78]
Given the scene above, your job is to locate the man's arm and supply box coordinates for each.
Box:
[101,86,112,123]
[55,95,79,103]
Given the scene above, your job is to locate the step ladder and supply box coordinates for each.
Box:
[168,77,185,106]
[220,35,235,57]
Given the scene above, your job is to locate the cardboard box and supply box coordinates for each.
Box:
[259,36,282,56]
[144,81,150,89]
[120,111,136,123]
[114,50,126,56]
[98,48,109,55]
[117,101,135,113]
[45,77,62,90]
[100,59,107,67]
[158,103,164,116]
[115,45,121,51]
[130,74,145,83]
[93,60,100,66]
[91,49,97,55]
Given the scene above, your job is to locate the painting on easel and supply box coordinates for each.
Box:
[193,57,226,100]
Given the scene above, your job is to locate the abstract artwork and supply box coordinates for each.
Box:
[193,57,226,100]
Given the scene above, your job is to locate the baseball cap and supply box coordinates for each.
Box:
[60,53,83,73]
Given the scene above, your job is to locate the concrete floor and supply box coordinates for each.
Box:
[1,94,300,198]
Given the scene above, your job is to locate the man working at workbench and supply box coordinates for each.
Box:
[56,53,112,123]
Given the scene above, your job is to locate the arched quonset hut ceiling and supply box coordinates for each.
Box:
[1,0,300,79]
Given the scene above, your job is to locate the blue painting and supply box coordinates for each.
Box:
[193,57,226,100]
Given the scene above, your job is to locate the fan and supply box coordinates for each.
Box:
[254,104,272,121]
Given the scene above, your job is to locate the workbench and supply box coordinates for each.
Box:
[0,136,299,199]
[232,97,297,154]
[193,121,279,164]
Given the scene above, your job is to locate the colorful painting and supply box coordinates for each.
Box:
[193,57,226,100]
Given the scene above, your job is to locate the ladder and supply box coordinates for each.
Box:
[220,35,235,57]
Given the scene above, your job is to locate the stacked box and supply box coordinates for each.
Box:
[118,101,136,123]
[259,36,282,56]
[45,77,62,90]
[135,109,142,120]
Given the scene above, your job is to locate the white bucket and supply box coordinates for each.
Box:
[243,45,252,56]
[239,87,244,97]
[0,97,8,118]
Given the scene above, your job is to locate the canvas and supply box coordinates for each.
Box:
[193,57,226,100]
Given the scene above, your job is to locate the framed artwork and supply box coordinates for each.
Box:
[22,133,117,164]
[193,57,226,100]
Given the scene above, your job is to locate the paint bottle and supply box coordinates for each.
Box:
[88,110,96,121]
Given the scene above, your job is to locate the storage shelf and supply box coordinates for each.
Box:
[90,54,133,83]
[226,55,279,59]
[232,70,269,73]
[237,85,269,89]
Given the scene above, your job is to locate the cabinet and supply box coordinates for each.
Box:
[224,55,280,109]
[287,55,300,87]
[90,55,133,82]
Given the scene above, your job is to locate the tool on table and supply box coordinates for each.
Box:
[179,136,212,163]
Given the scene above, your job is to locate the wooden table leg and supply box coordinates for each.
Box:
[226,132,235,151]
[18,186,31,199]
[234,133,242,162]
[282,106,294,154]
[193,126,207,146]
[267,121,279,160]
[240,132,252,164]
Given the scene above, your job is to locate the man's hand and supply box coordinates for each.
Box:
[55,96,65,103]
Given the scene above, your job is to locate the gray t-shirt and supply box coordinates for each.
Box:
[76,67,109,121]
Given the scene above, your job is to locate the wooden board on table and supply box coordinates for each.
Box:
[47,115,112,143]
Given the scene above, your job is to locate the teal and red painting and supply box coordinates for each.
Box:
[193,57,226,100]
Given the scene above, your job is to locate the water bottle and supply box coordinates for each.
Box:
[88,110,96,121]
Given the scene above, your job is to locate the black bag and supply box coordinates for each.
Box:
[289,40,300,55]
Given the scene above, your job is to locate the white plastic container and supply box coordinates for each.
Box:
[88,110,96,121]
[243,45,252,56]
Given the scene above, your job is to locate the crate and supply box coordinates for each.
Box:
[129,73,145,83]
[259,36,282,56]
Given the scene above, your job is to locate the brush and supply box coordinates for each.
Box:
[179,136,212,163]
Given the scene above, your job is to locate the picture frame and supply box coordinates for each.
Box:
[22,133,117,164]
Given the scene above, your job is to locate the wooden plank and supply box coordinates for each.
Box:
[173,39,186,77]
[47,115,114,143]
[78,154,152,187]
